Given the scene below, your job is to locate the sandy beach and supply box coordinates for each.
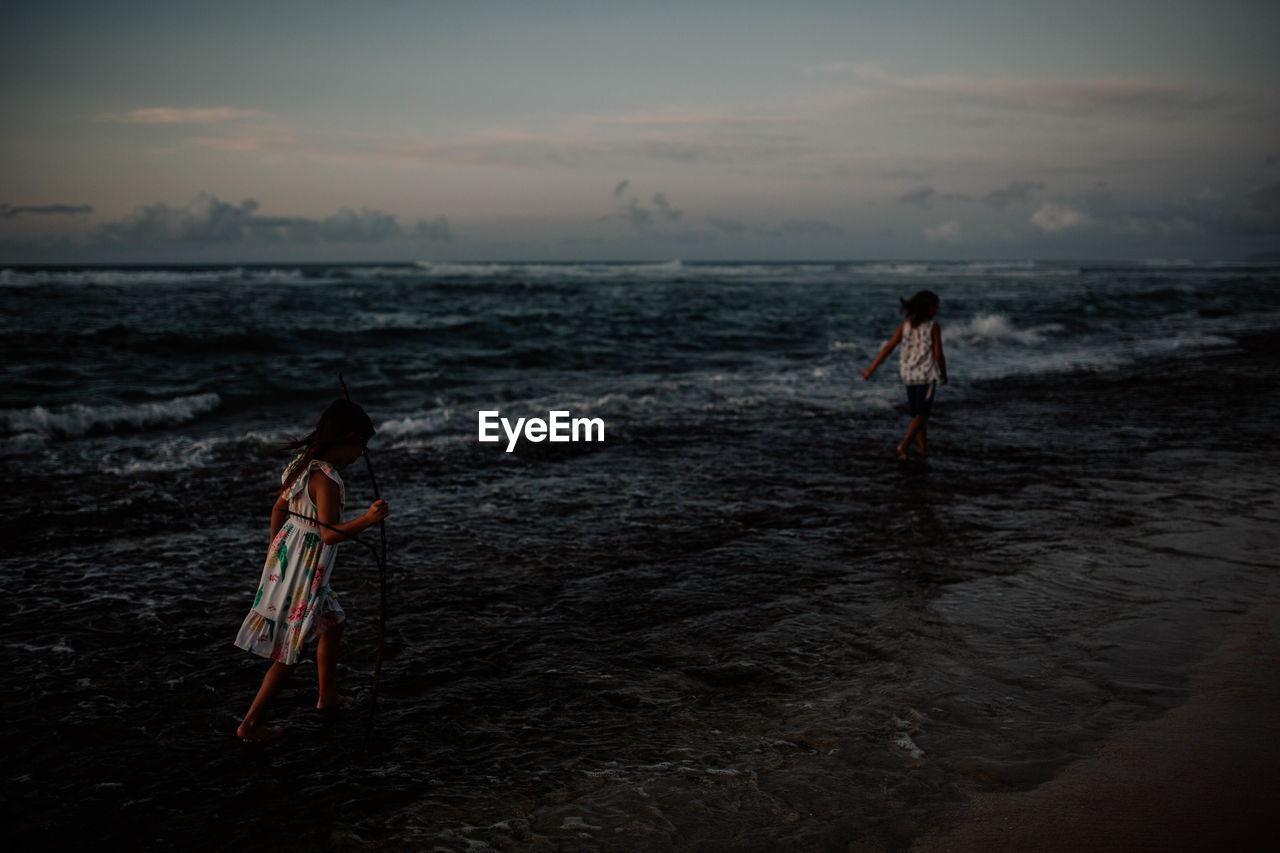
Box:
[913,582,1280,852]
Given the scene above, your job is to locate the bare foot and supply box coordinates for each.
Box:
[237,722,283,743]
[317,694,356,711]
[896,445,909,461]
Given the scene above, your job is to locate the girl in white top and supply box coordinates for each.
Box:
[861,290,948,460]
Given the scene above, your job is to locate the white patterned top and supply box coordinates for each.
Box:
[899,320,940,384]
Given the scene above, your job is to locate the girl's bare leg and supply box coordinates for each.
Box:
[316,621,354,709]
[238,660,293,740]
[916,421,928,457]
[898,415,926,460]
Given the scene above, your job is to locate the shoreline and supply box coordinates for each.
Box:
[911,581,1280,852]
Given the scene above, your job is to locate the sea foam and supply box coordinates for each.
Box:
[950,313,1058,345]
[2,392,221,440]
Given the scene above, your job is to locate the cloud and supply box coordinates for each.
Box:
[984,180,1043,208]
[95,195,263,245]
[608,182,685,232]
[186,132,304,153]
[1020,185,1280,239]
[99,107,271,125]
[312,208,403,243]
[832,66,1232,120]
[924,221,961,243]
[89,193,449,247]
[625,199,653,230]
[1,203,93,218]
[132,100,857,177]
[1030,203,1094,233]
[899,181,1268,244]
[899,186,935,209]
[391,129,814,171]
[605,180,839,240]
[652,192,683,224]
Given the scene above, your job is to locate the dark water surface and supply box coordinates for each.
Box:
[3,262,1279,850]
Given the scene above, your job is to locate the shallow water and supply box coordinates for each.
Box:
[3,262,1279,849]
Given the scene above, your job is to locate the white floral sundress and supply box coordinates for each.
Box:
[234,456,347,664]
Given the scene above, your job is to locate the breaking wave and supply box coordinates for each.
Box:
[2,392,221,441]
[950,313,1060,345]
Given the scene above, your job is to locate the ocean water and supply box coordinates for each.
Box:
[3,260,1280,850]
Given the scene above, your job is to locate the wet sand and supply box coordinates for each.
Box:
[912,584,1280,852]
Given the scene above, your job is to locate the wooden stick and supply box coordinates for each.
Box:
[338,373,390,742]
[282,509,382,565]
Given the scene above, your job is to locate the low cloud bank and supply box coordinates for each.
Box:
[93,193,450,247]
[1,203,94,218]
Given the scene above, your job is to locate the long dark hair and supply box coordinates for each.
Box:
[280,399,375,496]
[899,290,940,327]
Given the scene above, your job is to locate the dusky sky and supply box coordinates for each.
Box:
[2,0,1278,262]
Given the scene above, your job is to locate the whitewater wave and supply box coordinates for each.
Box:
[0,267,312,287]
[854,263,932,276]
[412,260,691,281]
[950,313,1060,345]
[0,265,472,288]
[1,268,238,287]
[97,429,292,473]
[377,409,456,439]
[98,436,223,474]
[2,260,1104,291]
[411,261,509,278]
[1,393,221,440]
[849,261,1079,279]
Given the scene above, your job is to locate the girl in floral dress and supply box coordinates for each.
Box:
[235,399,389,742]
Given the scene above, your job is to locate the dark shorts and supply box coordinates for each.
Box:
[906,382,936,418]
